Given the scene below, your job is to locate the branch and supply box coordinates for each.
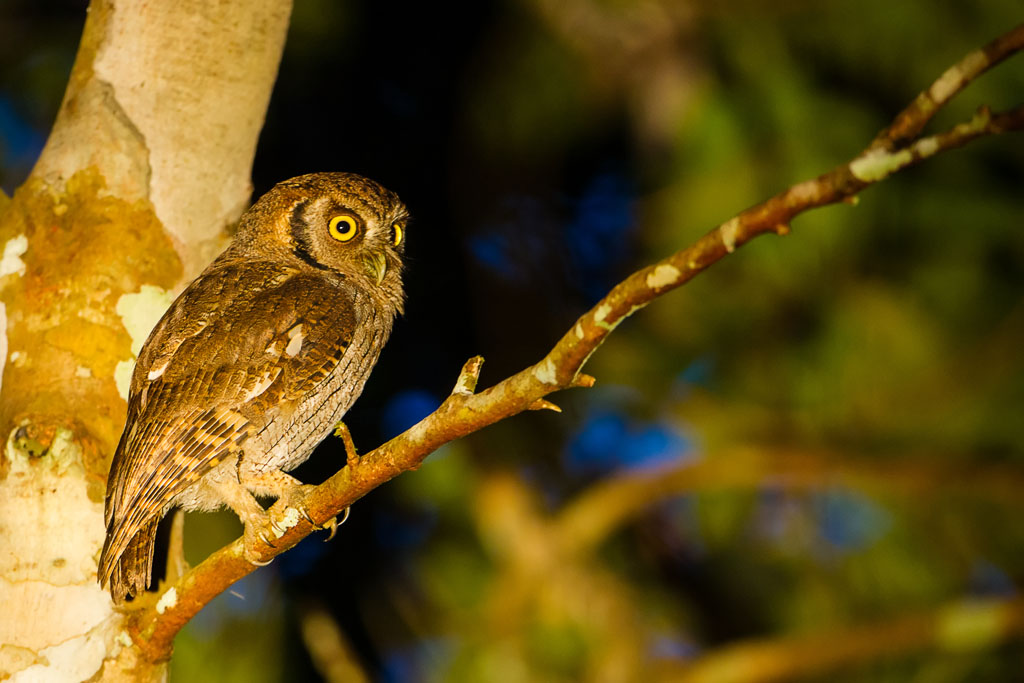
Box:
[131,24,1024,660]
[656,596,1024,683]
[872,23,1024,150]
[553,446,1024,555]
[298,602,371,683]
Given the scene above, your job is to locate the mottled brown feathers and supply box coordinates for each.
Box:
[99,173,407,602]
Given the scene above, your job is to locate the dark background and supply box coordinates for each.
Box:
[2,1,1023,681]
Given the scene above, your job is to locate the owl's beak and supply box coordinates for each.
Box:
[362,252,387,284]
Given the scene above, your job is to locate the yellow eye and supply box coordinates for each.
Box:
[328,215,359,242]
[392,220,405,247]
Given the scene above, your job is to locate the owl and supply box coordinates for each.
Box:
[99,172,408,602]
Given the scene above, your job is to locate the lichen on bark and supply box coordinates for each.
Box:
[0,168,181,491]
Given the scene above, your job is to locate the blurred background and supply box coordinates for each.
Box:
[2,1,1023,681]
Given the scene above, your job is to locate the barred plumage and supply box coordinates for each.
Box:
[99,173,407,602]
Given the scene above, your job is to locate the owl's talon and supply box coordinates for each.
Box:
[245,542,274,566]
[321,516,339,542]
[248,555,274,567]
[298,506,318,526]
[322,506,350,542]
[257,528,277,547]
[242,528,276,567]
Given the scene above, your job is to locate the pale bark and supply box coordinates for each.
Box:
[33,0,292,277]
[0,0,291,680]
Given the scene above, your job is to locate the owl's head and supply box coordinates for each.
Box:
[238,172,408,295]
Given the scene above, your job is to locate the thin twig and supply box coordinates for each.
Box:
[873,23,1024,149]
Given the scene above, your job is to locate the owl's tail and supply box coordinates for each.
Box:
[98,517,159,603]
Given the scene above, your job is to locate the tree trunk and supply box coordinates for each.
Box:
[0,0,291,679]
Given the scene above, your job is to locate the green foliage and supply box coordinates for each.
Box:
[437,1,1024,679]
[65,0,1015,678]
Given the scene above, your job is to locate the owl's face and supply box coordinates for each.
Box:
[239,172,408,290]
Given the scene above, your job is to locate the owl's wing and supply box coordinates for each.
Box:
[101,263,361,580]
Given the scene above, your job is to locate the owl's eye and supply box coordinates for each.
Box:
[328,215,359,242]
[392,220,405,247]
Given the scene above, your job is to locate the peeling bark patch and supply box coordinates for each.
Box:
[155,587,177,614]
[0,234,27,278]
[116,285,174,356]
[930,64,964,104]
[0,170,183,461]
[114,360,134,400]
[850,147,913,182]
[274,507,301,538]
[594,303,616,331]
[533,357,558,385]
[646,264,681,290]
[720,218,740,253]
[929,50,986,103]
[916,137,940,158]
[48,427,83,468]
[3,602,113,680]
[0,418,113,677]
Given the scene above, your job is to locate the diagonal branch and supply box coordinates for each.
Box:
[130,25,1024,661]
[657,595,1024,683]
[553,446,1024,556]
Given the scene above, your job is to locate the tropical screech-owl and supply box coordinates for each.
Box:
[99,172,408,602]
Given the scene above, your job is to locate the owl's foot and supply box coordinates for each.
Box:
[266,482,320,534]
[224,504,279,566]
[272,486,349,541]
[209,475,280,566]
[239,492,315,566]
[238,502,341,565]
[228,469,350,562]
[239,469,317,532]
